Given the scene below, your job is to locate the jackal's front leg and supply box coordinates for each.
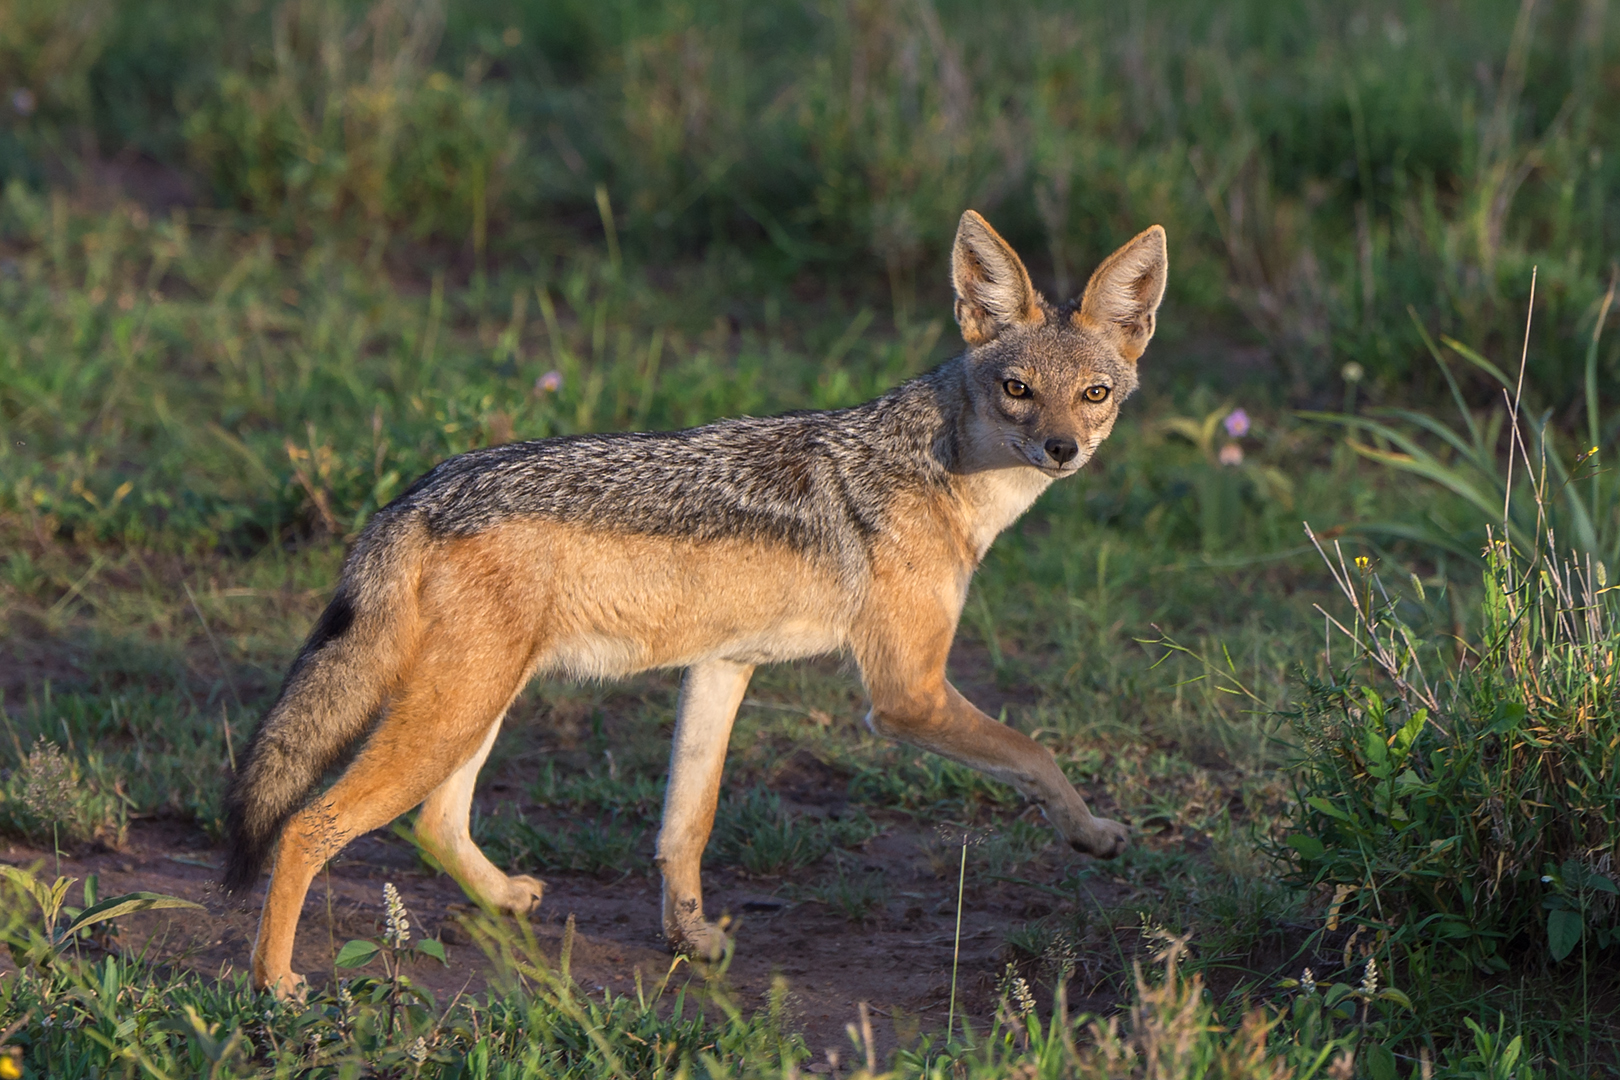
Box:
[656,659,754,959]
[856,608,1128,858]
[870,681,1128,857]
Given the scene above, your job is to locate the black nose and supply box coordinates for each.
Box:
[1044,437,1079,465]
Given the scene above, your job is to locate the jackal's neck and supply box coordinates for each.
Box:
[877,358,1055,560]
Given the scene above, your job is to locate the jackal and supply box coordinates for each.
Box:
[224,211,1167,995]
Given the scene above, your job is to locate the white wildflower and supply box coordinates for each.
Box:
[383,882,411,948]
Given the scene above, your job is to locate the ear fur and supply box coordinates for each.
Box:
[1075,225,1167,361]
[951,210,1044,346]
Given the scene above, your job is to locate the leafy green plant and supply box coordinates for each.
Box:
[331,881,448,978]
[850,754,1021,818]
[806,859,890,924]
[1307,291,1617,565]
[528,761,665,820]
[1283,531,1620,976]
[0,864,201,969]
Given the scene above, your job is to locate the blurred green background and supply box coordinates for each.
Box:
[5,0,1616,402]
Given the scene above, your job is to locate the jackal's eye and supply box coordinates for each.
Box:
[1083,385,1111,403]
[1003,379,1030,399]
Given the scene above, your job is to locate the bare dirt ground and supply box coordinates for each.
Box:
[0,811,1136,1063]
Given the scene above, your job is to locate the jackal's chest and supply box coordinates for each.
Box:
[956,467,1054,559]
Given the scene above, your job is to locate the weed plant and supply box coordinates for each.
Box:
[1280,387,1620,1059]
[1284,536,1620,970]
[183,0,519,248]
[849,754,1022,820]
[1310,288,1619,565]
[805,860,891,925]
[0,738,128,851]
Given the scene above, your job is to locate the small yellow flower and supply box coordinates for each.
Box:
[0,1047,22,1079]
[1355,556,1369,572]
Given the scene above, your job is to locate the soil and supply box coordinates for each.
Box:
[0,809,1135,1064]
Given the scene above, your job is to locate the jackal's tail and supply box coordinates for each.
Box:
[221,528,423,894]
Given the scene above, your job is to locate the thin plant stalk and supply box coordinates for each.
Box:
[946,831,967,1042]
[1502,266,1536,536]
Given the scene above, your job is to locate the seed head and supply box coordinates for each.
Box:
[1360,957,1379,998]
[1300,967,1316,995]
[20,738,75,826]
[1011,976,1035,1017]
[383,883,411,948]
[407,1036,428,1064]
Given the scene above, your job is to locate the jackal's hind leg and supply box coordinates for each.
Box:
[250,637,530,998]
[415,716,544,915]
[656,659,754,960]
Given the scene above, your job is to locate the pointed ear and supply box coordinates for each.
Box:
[1075,225,1167,361]
[951,210,1044,346]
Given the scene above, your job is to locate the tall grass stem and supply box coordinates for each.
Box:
[946,833,967,1043]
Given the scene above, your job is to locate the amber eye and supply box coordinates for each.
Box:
[1004,379,1031,399]
[1083,385,1111,403]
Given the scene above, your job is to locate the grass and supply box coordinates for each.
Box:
[0,184,1608,1070]
[2,0,1619,1074]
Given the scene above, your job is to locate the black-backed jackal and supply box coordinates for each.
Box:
[225,211,1168,996]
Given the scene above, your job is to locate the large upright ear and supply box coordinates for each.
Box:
[951,210,1044,346]
[1075,225,1167,361]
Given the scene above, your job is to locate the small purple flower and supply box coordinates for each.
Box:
[11,89,36,117]
[536,369,563,393]
[1223,408,1250,439]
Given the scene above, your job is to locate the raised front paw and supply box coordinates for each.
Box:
[1069,815,1129,859]
[497,874,546,915]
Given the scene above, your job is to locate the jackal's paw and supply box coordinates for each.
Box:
[496,874,546,916]
[665,917,730,962]
[264,971,308,1003]
[1069,816,1130,859]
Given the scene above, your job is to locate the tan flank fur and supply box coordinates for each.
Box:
[224,211,1169,997]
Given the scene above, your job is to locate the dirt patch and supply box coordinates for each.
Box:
[1,812,1133,1061]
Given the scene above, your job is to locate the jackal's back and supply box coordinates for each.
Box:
[380,373,959,562]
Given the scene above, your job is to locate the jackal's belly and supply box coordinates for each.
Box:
[508,521,857,678]
[548,614,847,678]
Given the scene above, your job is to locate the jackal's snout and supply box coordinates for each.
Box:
[1042,436,1079,466]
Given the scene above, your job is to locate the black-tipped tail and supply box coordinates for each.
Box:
[221,589,380,895]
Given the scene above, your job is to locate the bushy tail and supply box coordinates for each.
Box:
[222,531,421,894]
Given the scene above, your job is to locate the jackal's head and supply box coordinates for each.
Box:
[950,210,1167,477]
